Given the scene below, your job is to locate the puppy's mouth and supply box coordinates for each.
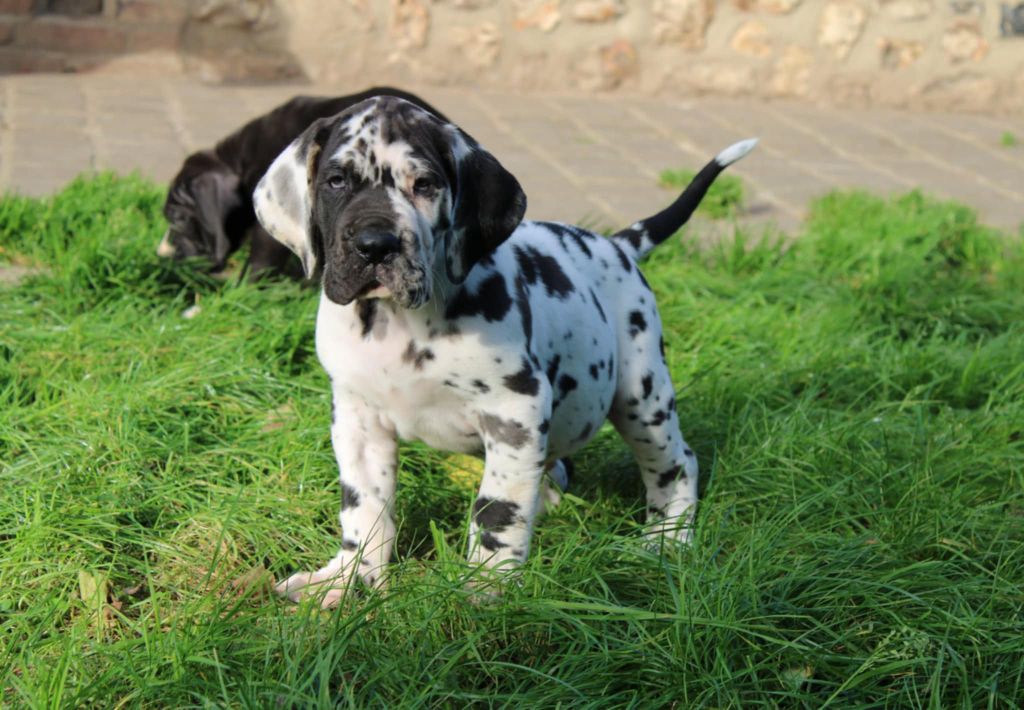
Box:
[356,278,391,300]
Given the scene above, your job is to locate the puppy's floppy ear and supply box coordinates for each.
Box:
[193,170,241,270]
[253,118,331,279]
[446,131,527,283]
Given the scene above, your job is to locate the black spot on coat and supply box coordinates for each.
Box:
[641,372,654,399]
[504,357,540,396]
[341,484,360,509]
[445,272,512,322]
[628,311,647,337]
[357,300,376,338]
[479,413,531,449]
[402,340,435,370]
[514,245,574,299]
[473,497,519,530]
[656,466,686,488]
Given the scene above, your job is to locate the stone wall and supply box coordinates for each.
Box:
[278,0,1024,113]
[2,0,1023,113]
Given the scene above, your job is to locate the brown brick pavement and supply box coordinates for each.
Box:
[1,73,1022,235]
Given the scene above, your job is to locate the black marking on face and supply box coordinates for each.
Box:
[641,372,654,399]
[538,418,550,434]
[647,505,665,518]
[629,311,647,337]
[589,289,607,323]
[576,422,593,442]
[656,466,686,488]
[342,538,359,551]
[357,300,376,338]
[589,363,599,380]
[402,340,435,370]
[341,484,360,509]
[514,245,574,299]
[445,272,512,322]
[659,335,666,360]
[472,379,491,393]
[479,413,531,449]
[685,448,694,458]
[504,357,540,396]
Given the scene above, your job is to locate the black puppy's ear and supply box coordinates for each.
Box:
[253,117,331,279]
[193,170,241,270]
[446,131,527,283]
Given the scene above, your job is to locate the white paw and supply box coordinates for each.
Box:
[274,560,378,608]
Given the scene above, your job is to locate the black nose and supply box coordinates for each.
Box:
[353,229,401,264]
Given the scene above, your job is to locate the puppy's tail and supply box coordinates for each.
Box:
[611,138,758,260]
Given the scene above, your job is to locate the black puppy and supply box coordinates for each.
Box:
[158,87,447,278]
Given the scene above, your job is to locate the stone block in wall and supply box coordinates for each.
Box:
[390,0,429,49]
[451,21,500,68]
[878,37,923,69]
[685,61,758,95]
[191,0,273,29]
[16,16,127,52]
[0,0,35,14]
[571,38,637,90]
[0,17,15,43]
[817,1,866,60]
[731,19,772,58]
[732,0,803,13]
[117,1,190,24]
[878,0,932,21]
[769,45,813,97]
[941,19,988,63]
[571,0,622,23]
[125,24,180,51]
[653,0,713,49]
[913,72,999,110]
[513,0,561,32]
[44,0,102,15]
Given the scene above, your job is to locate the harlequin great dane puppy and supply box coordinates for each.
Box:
[254,96,756,607]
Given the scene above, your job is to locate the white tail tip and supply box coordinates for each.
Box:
[715,137,759,167]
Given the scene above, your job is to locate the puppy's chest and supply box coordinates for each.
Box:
[316,299,482,451]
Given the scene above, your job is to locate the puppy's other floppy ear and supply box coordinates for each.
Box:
[253,118,330,279]
[446,134,527,283]
[193,170,241,270]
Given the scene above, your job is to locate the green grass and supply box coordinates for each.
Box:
[1001,131,1017,148]
[2,175,1024,707]
[659,168,745,219]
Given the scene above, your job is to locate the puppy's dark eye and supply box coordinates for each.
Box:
[326,174,348,191]
[413,176,437,197]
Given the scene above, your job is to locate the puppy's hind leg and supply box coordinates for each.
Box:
[610,338,698,545]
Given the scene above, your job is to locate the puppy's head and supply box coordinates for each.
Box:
[159,151,243,270]
[253,96,526,308]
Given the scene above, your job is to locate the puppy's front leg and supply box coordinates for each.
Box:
[468,405,550,575]
[276,393,397,608]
